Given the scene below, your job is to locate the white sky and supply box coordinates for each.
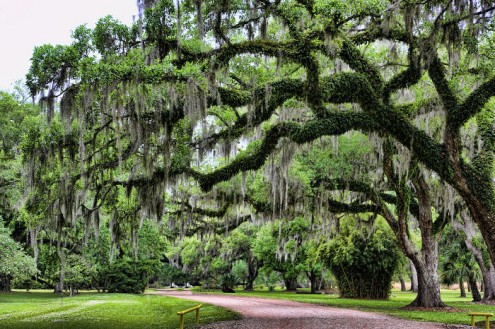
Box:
[0,0,137,92]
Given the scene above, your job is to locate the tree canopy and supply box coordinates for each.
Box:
[11,0,495,304]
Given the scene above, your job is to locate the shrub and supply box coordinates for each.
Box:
[104,258,157,293]
[219,273,240,293]
[320,228,400,299]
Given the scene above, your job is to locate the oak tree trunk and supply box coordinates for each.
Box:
[460,278,466,298]
[400,277,406,292]
[284,277,297,291]
[468,274,482,302]
[409,260,418,292]
[244,257,259,291]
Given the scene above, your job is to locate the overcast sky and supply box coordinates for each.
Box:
[0,0,137,92]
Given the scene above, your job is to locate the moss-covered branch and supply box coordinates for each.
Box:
[382,58,422,104]
[339,40,384,91]
[327,199,379,214]
[426,52,458,112]
[191,112,378,191]
[454,76,495,129]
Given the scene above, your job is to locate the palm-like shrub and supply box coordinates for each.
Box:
[219,273,239,293]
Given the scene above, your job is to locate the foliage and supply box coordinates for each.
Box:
[104,258,159,294]
[219,273,240,293]
[9,0,495,309]
[320,224,400,299]
[0,223,37,292]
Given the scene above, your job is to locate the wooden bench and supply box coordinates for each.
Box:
[468,312,493,329]
[177,304,202,329]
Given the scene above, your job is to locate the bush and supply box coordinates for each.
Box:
[219,273,239,293]
[320,228,400,299]
[104,258,157,293]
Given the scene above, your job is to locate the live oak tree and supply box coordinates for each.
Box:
[23,0,495,299]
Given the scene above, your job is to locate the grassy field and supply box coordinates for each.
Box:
[0,290,240,329]
[2,288,495,328]
[194,287,495,326]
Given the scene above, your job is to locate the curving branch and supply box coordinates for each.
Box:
[454,75,495,129]
[190,112,378,191]
[339,39,384,91]
[382,50,422,104]
[426,52,458,113]
[327,198,379,214]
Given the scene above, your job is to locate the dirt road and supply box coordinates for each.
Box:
[151,290,468,329]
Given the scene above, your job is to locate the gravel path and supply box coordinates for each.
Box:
[151,290,470,329]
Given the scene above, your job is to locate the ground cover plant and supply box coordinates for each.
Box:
[195,288,495,326]
[0,290,240,329]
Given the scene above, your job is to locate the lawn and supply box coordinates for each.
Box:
[194,287,495,326]
[0,290,240,329]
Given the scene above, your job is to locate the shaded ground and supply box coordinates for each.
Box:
[151,289,469,329]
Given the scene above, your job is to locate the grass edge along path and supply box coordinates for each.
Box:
[191,288,495,326]
[0,290,241,329]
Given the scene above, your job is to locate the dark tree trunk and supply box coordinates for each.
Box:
[468,275,482,302]
[306,270,318,294]
[284,277,297,291]
[399,277,406,292]
[459,278,466,298]
[0,274,12,292]
[244,257,259,291]
[54,282,63,294]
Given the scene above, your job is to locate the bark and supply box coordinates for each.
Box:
[407,252,445,307]
[400,277,406,292]
[195,0,204,41]
[244,257,259,291]
[409,260,418,292]
[0,274,12,292]
[468,274,482,302]
[306,270,319,294]
[284,277,298,291]
[56,222,66,295]
[398,172,444,307]
[459,278,466,298]
[442,129,495,290]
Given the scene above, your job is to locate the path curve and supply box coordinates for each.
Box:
[150,290,468,329]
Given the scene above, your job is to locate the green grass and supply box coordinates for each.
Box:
[194,288,495,326]
[0,290,241,329]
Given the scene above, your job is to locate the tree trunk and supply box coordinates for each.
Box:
[399,277,406,292]
[456,211,495,301]
[244,257,259,291]
[284,277,297,291]
[459,278,466,298]
[306,270,318,294]
[56,223,66,295]
[468,274,482,302]
[449,166,495,288]
[409,260,418,292]
[408,256,445,307]
[402,173,444,307]
[0,274,12,292]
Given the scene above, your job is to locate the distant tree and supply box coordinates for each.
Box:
[0,222,37,292]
